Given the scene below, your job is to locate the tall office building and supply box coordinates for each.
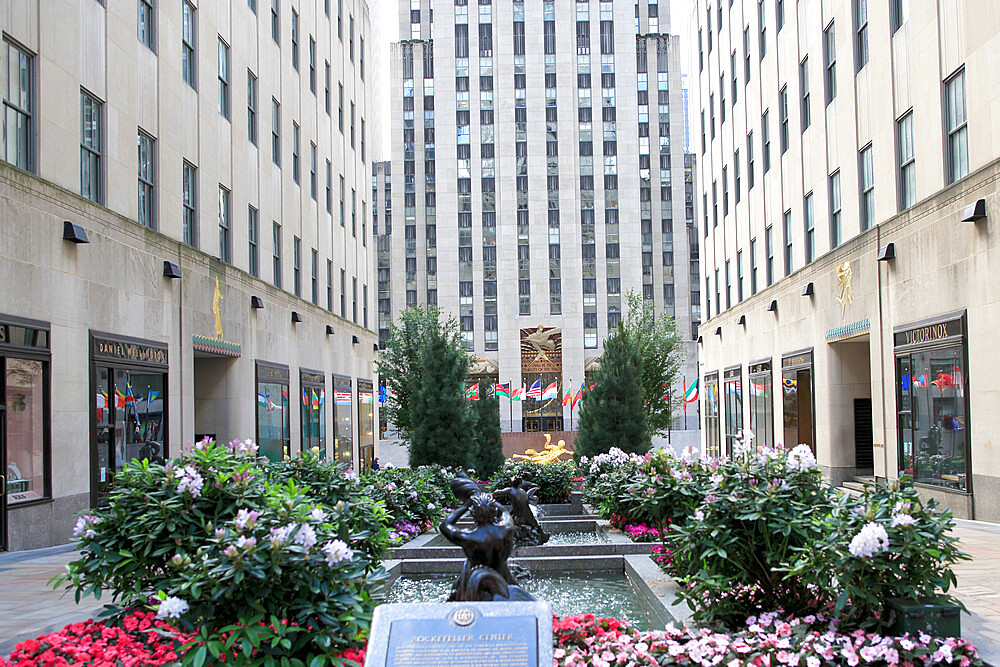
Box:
[0,0,377,551]
[691,0,1000,520]
[376,0,700,439]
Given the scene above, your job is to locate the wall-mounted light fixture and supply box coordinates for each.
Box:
[162,261,182,279]
[736,314,746,326]
[291,311,303,323]
[352,335,360,344]
[961,198,987,223]
[697,335,703,344]
[250,296,264,309]
[767,300,778,313]
[801,282,815,297]
[876,243,896,262]
[372,343,379,352]
[714,326,722,336]
[63,221,89,243]
[326,324,335,335]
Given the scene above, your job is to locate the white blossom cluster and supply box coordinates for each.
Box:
[848,521,891,558]
[586,447,645,477]
[309,507,327,522]
[890,513,917,527]
[72,514,101,539]
[175,465,204,497]
[227,438,260,456]
[785,444,818,473]
[156,596,190,619]
[322,539,354,566]
[234,508,260,530]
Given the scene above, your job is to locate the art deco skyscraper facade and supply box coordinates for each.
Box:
[375,0,700,437]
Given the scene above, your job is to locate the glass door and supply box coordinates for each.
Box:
[1,375,6,551]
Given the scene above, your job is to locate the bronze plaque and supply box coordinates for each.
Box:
[520,326,562,374]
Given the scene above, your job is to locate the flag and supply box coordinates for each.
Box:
[282,386,289,402]
[146,390,160,403]
[572,386,583,409]
[541,381,558,400]
[932,373,956,391]
[124,383,137,404]
[334,391,352,404]
[494,383,511,399]
[302,388,309,406]
[661,382,670,401]
[684,378,699,403]
[511,386,525,401]
[465,383,479,400]
[114,388,126,408]
[782,377,798,391]
[311,388,320,410]
[562,381,573,406]
[900,374,911,391]
[749,382,766,396]
[526,379,542,399]
[378,385,387,403]
[914,374,928,388]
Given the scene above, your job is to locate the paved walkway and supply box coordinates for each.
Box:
[1,521,999,661]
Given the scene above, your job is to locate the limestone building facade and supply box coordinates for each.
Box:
[690,0,1000,519]
[375,0,700,440]
[0,0,378,551]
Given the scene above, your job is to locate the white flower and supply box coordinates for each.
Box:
[322,539,354,566]
[156,596,190,619]
[848,522,890,558]
[72,514,100,539]
[234,508,259,530]
[693,509,705,521]
[426,503,436,511]
[785,444,817,473]
[408,491,418,500]
[679,445,700,462]
[309,507,327,522]
[235,535,257,549]
[293,523,317,550]
[269,523,294,547]
[175,465,204,497]
[891,513,917,527]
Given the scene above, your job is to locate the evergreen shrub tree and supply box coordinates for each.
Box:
[471,396,505,478]
[575,330,651,458]
[408,327,473,468]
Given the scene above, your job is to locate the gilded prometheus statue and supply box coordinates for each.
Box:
[512,433,572,464]
[213,278,224,340]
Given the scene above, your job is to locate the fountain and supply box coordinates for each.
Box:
[492,476,550,546]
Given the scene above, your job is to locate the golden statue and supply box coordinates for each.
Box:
[835,261,853,322]
[212,277,224,340]
[512,433,572,464]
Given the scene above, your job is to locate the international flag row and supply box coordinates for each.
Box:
[465,380,585,409]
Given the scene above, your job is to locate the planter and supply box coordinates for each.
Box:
[886,598,961,638]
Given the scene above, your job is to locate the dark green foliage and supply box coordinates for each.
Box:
[575,330,651,458]
[471,396,505,478]
[490,459,576,504]
[408,325,474,468]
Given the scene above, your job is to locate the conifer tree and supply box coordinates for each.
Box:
[471,396,505,478]
[408,325,474,468]
[575,329,651,458]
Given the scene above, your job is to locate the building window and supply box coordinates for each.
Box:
[80,91,102,203]
[291,9,299,70]
[800,57,810,131]
[737,250,744,302]
[824,22,837,104]
[722,167,729,216]
[4,348,51,508]
[363,284,368,328]
[340,269,346,318]
[743,26,751,82]
[137,130,156,228]
[182,161,197,246]
[361,118,366,163]
[247,71,258,145]
[804,193,815,263]
[360,35,365,80]
[350,102,355,148]
[293,236,301,297]
[352,277,358,323]
[310,142,317,200]
[945,68,968,184]
[747,131,755,189]
[292,122,300,183]
[891,0,909,32]
[218,38,230,120]
[776,0,784,31]
[725,260,732,309]
[709,95,715,139]
[855,0,869,71]
[750,238,758,295]
[181,1,196,88]
[897,110,916,210]
[271,0,280,43]
[704,373,721,458]
[724,368,743,455]
[351,189,357,235]
[757,0,766,59]
[324,62,331,114]
[782,209,792,276]
[338,83,344,132]
[2,40,33,172]
[272,221,282,288]
[326,259,333,311]
[778,85,789,154]
[271,99,280,165]
[749,361,774,450]
[339,175,345,225]
[326,159,333,213]
[765,224,774,286]
[762,110,771,173]
[734,150,742,203]
[218,185,231,263]
[138,0,155,50]
[349,15,355,61]
[309,37,316,93]
[337,0,343,40]
[829,170,842,248]
[311,249,318,305]
[859,143,874,230]
[248,205,259,277]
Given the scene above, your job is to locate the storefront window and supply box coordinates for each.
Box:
[749,361,774,450]
[333,376,354,469]
[357,379,374,471]
[781,351,814,453]
[5,358,46,504]
[256,362,290,461]
[704,372,720,458]
[299,370,326,457]
[723,367,743,455]
[897,345,968,491]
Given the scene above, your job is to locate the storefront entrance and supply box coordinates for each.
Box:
[90,332,168,507]
[1,316,51,551]
[781,350,814,453]
[333,375,354,468]
[256,361,290,462]
[358,379,375,471]
[723,366,743,456]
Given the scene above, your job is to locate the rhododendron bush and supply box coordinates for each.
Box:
[54,440,385,662]
[491,459,577,504]
[360,464,455,529]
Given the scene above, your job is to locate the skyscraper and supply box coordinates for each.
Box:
[376,0,700,439]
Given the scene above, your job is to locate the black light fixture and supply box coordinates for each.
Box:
[736,314,746,326]
[372,343,379,352]
[767,300,778,313]
[162,261,182,279]
[326,324,335,335]
[714,326,722,336]
[801,282,815,297]
[697,335,703,344]
[63,220,89,243]
[961,198,987,223]
[352,335,360,344]
[250,295,264,309]
[291,311,303,323]
[876,243,896,262]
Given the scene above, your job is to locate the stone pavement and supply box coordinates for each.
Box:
[1,521,999,661]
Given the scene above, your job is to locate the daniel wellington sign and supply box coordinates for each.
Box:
[91,332,168,367]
